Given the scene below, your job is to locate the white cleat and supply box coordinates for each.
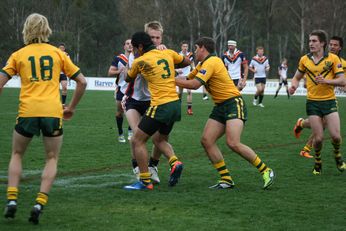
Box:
[118,135,126,143]
[127,130,133,141]
[133,166,140,181]
[258,103,265,108]
[149,166,160,184]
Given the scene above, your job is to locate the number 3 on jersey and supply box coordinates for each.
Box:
[28,55,53,82]
[157,59,171,79]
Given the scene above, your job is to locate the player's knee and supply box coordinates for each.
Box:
[152,135,162,147]
[226,140,241,152]
[201,136,211,149]
[45,151,59,161]
[12,151,24,159]
[313,136,324,146]
[131,136,140,147]
[330,135,341,144]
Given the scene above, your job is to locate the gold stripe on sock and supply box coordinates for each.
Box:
[140,172,151,184]
[169,155,178,167]
[303,144,312,152]
[214,160,226,169]
[213,160,232,182]
[219,169,229,175]
[252,156,261,166]
[36,192,48,206]
[221,176,232,183]
[258,163,267,173]
[252,155,268,174]
[7,187,18,201]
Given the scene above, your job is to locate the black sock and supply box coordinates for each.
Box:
[116,116,123,135]
[132,159,138,168]
[259,95,264,104]
[149,157,159,167]
[274,91,278,98]
[62,95,67,104]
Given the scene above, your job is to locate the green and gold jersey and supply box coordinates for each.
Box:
[128,48,183,106]
[188,55,240,103]
[1,43,80,117]
[341,57,346,74]
[298,52,343,100]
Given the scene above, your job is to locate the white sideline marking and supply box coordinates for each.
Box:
[54,173,134,187]
[0,170,42,179]
[1,171,136,189]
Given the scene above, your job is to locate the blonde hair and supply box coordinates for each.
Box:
[22,13,52,45]
[144,21,163,34]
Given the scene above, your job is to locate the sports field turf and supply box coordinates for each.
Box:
[0,88,345,230]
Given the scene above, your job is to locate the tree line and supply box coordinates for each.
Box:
[1,0,346,78]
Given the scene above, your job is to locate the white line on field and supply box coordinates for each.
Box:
[0,172,136,189]
[0,169,42,177]
[53,173,134,186]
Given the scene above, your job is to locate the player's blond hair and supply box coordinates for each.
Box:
[144,21,163,34]
[22,13,52,45]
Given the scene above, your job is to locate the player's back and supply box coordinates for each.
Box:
[134,49,182,106]
[3,43,79,117]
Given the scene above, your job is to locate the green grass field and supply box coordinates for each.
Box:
[0,88,345,231]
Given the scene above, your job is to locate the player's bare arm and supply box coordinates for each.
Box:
[108,65,125,78]
[289,70,304,95]
[315,73,346,86]
[63,73,87,120]
[175,78,202,90]
[0,73,10,95]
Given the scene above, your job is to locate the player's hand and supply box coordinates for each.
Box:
[63,106,75,120]
[121,95,129,111]
[156,44,167,50]
[315,75,326,84]
[288,86,296,95]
